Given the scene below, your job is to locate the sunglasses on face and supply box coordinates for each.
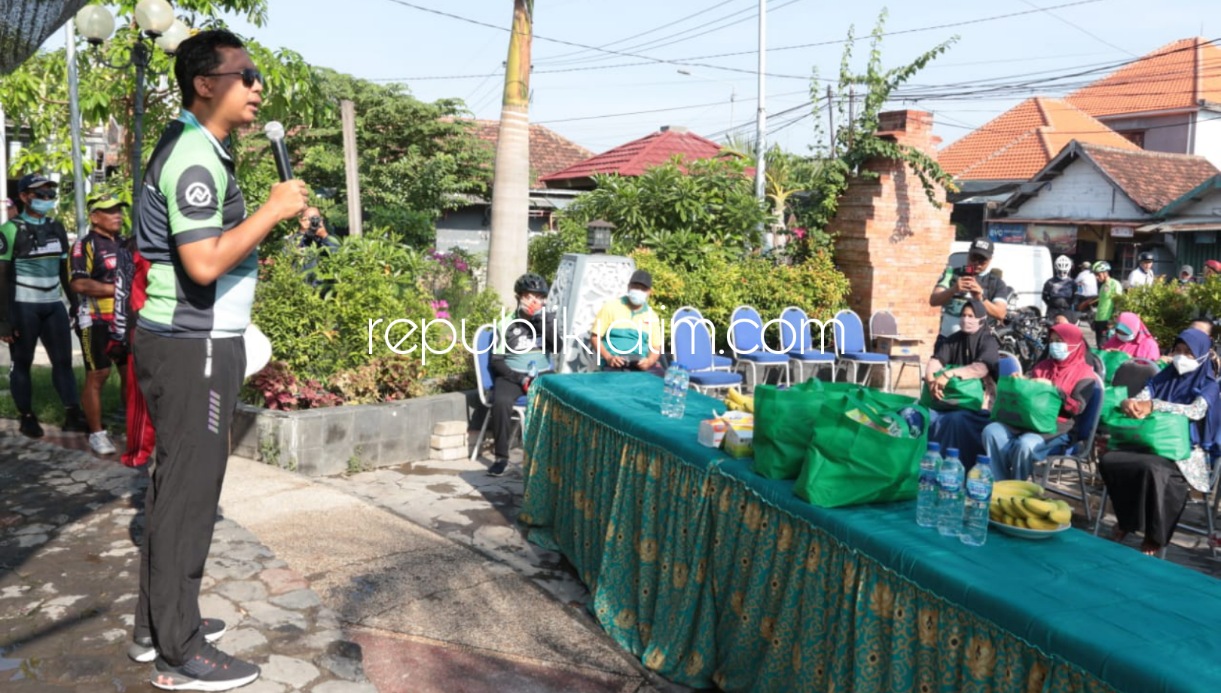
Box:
[31,190,57,200]
[202,67,263,88]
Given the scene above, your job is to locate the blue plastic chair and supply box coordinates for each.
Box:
[470,324,527,462]
[672,311,744,395]
[832,309,891,390]
[729,305,790,388]
[671,306,733,373]
[781,306,836,384]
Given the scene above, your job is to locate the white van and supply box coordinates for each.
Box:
[948,241,1053,316]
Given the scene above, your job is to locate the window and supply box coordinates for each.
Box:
[1118,130,1145,148]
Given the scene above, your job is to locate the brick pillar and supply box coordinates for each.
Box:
[828,110,955,390]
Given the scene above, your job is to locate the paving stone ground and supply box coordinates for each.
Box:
[2,407,1216,693]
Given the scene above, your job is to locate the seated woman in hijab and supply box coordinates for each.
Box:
[982,323,1098,481]
[1100,311,1161,361]
[1098,328,1218,555]
[925,298,999,470]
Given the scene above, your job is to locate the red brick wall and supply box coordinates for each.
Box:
[828,110,955,389]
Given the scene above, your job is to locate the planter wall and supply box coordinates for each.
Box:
[232,391,475,476]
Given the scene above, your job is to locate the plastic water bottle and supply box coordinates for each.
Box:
[671,366,690,419]
[936,447,965,537]
[960,455,994,546]
[916,442,942,528]
[661,364,678,417]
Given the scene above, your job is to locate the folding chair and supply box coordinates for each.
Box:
[869,310,923,390]
[729,305,790,389]
[470,324,527,462]
[997,351,1023,378]
[832,309,891,391]
[1112,359,1159,397]
[1093,446,1221,559]
[781,306,836,384]
[1037,374,1105,521]
[671,306,733,372]
[671,312,744,395]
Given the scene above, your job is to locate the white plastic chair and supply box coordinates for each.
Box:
[869,310,923,390]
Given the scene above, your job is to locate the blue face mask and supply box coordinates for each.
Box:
[1048,342,1070,361]
[627,289,648,307]
[29,198,56,215]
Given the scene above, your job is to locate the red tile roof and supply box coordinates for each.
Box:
[464,120,593,188]
[1076,142,1219,212]
[1068,37,1221,117]
[539,126,727,186]
[937,97,1139,181]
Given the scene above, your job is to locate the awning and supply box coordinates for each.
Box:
[1137,220,1221,233]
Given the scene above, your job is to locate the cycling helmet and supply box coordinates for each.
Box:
[513,272,549,296]
[1138,251,1155,262]
[1054,255,1072,274]
[1092,261,1111,274]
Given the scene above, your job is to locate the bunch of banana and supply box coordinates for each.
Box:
[725,387,754,413]
[988,480,1073,530]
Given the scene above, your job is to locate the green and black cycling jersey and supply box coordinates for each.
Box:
[134,110,255,339]
[0,213,71,335]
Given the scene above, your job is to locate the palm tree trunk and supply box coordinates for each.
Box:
[486,0,533,307]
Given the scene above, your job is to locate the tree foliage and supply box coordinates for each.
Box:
[547,156,769,271]
[288,69,492,247]
[792,10,957,251]
[0,1,323,229]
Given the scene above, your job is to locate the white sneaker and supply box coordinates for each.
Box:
[89,431,117,455]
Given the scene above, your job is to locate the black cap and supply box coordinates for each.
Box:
[17,174,56,193]
[629,269,652,289]
[968,237,994,260]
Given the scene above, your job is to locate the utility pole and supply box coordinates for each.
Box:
[826,85,834,154]
[341,99,362,236]
[66,22,88,231]
[754,0,768,249]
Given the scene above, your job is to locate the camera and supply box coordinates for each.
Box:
[307,216,322,233]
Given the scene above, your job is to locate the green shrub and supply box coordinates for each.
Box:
[1115,277,1216,350]
[528,216,587,283]
[249,230,501,410]
[631,248,850,351]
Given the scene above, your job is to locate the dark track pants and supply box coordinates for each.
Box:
[132,329,245,666]
[491,375,526,460]
[8,301,79,412]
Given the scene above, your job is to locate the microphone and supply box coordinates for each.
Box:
[264,121,293,181]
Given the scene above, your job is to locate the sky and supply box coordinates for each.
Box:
[200,1,1217,155]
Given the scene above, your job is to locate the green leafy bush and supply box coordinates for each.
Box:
[248,231,500,410]
[1116,278,1219,349]
[631,248,850,351]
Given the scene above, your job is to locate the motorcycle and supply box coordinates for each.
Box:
[994,307,1047,373]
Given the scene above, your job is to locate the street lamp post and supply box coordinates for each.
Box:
[75,1,188,213]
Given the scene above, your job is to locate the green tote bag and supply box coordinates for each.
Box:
[990,376,1062,434]
[918,365,986,412]
[795,388,928,508]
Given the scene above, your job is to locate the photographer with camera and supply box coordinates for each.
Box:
[929,237,1011,346]
[296,206,339,252]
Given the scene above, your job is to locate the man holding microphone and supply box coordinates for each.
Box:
[129,29,307,691]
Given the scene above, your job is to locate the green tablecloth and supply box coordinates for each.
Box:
[519,373,1221,692]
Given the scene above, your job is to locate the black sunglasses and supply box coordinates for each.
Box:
[31,190,57,200]
[202,67,263,88]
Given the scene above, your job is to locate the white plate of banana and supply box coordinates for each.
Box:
[987,479,1072,539]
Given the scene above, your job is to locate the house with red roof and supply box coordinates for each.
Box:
[1067,37,1221,167]
[539,125,733,190]
[435,120,592,255]
[989,141,1218,276]
[937,97,1140,237]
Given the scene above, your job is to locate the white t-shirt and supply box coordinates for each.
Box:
[1075,270,1098,298]
[1127,267,1156,287]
